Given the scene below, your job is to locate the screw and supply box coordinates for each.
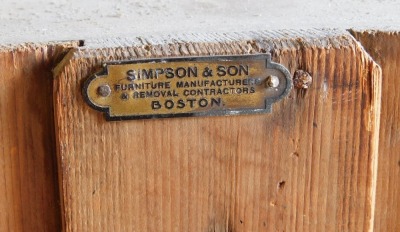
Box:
[97,85,111,97]
[266,75,280,88]
[120,93,129,100]
[293,70,312,89]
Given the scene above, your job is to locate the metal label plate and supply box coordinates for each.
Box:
[83,54,292,120]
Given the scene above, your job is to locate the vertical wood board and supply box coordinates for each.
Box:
[352,30,400,232]
[54,30,381,231]
[0,43,77,231]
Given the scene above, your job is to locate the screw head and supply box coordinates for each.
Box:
[293,70,312,89]
[266,75,280,88]
[97,85,111,97]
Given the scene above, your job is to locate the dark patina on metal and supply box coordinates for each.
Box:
[82,54,292,121]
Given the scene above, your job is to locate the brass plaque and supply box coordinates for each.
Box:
[83,54,292,120]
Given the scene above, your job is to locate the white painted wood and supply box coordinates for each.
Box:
[0,0,399,45]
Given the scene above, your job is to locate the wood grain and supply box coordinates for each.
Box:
[352,30,400,232]
[0,43,77,231]
[54,30,381,231]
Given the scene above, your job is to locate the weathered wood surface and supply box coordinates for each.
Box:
[352,30,400,232]
[53,29,381,231]
[0,43,77,231]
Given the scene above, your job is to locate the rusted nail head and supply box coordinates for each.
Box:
[293,70,312,89]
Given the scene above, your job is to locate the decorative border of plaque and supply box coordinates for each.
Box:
[82,54,292,121]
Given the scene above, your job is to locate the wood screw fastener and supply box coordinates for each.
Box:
[266,75,280,88]
[293,70,312,89]
[97,85,111,97]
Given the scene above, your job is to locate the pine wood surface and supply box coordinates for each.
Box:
[0,43,78,231]
[352,30,400,232]
[53,29,381,231]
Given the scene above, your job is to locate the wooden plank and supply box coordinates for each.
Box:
[53,29,381,231]
[351,30,400,232]
[0,42,77,231]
